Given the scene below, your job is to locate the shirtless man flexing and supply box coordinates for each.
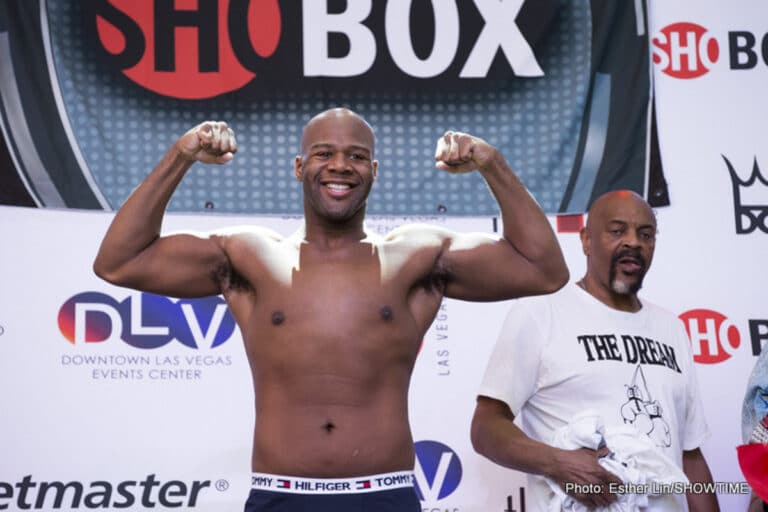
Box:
[93,108,568,512]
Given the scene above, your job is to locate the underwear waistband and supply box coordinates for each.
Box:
[251,471,414,494]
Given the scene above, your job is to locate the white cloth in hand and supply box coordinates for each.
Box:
[545,411,688,512]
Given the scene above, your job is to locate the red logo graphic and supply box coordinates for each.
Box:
[652,22,719,79]
[95,0,281,99]
[556,213,583,233]
[679,309,740,364]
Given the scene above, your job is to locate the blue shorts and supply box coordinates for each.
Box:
[244,471,420,511]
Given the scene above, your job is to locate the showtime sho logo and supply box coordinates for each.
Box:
[653,21,768,78]
[680,309,768,362]
[94,0,280,98]
[58,291,236,349]
[680,309,740,364]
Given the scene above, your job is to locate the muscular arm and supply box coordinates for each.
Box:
[93,122,237,298]
[433,132,568,300]
[682,448,720,511]
[471,396,620,508]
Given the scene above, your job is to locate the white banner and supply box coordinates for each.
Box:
[649,0,768,510]
[0,207,525,512]
[1,197,762,510]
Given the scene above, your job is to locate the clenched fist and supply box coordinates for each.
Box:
[434,131,498,174]
[176,121,238,165]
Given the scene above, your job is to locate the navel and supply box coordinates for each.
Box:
[323,421,336,433]
[271,311,285,326]
[380,305,393,322]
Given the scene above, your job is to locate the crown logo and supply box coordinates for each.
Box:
[722,156,768,234]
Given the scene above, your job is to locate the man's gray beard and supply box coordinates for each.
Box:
[611,279,632,294]
[609,266,643,295]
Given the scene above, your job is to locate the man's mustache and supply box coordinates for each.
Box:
[611,249,646,271]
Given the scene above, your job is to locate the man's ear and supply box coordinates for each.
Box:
[372,160,379,180]
[579,226,590,256]
[294,155,303,181]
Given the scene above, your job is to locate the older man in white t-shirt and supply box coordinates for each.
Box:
[471,190,719,511]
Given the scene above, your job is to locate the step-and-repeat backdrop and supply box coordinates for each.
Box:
[1,197,766,511]
[1,1,767,511]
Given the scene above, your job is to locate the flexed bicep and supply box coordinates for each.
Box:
[95,230,230,298]
[431,128,568,298]
[439,230,562,301]
[94,121,243,298]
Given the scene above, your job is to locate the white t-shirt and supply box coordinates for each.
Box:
[478,283,709,511]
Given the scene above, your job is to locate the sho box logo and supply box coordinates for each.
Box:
[89,0,545,98]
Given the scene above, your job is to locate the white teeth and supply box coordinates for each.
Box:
[326,183,351,190]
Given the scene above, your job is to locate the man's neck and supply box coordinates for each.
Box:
[300,218,368,250]
[578,275,642,313]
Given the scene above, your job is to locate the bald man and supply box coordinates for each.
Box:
[471,191,719,511]
[93,109,568,511]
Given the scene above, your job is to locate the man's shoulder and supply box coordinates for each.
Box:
[531,282,580,308]
[214,225,286,241]
[209,225,291,251]
[638,297,682,324]
[382,222,500,254]
[379,224,453,255]
[506,284,612,328]
[383,223,449,241]
[507,283,574,314]
[631,298,693,351]
[210,225,292,260]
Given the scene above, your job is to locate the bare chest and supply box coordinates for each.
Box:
[254,256,413,334]
[226,237,443,354]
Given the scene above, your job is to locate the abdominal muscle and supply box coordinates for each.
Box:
[250,373,416,477]
[228,253,434,478]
